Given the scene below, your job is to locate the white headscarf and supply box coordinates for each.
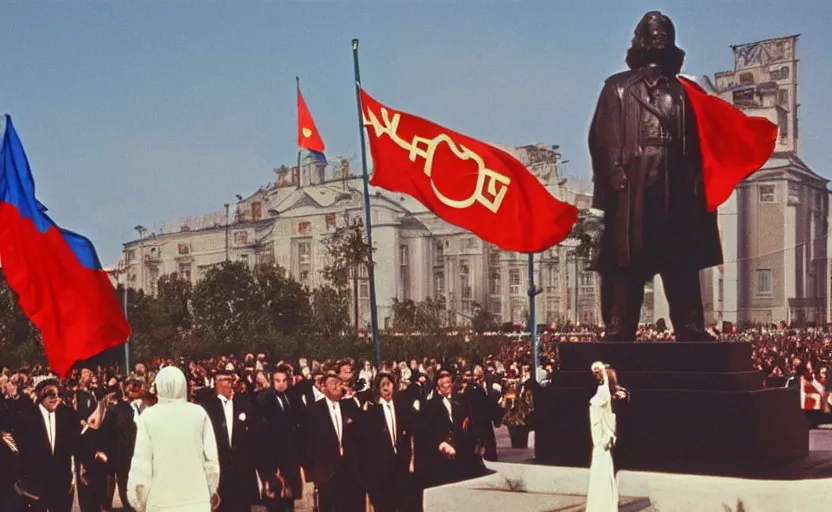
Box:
[589,361,612,407]
[153,366,188,404]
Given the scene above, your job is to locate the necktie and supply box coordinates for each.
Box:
[332,403,343,456]
[48,412,55,454]
[386,403,397,450]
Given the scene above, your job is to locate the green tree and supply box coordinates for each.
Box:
[568,208,604,267]
[390,298,419,332]
[471,302,498,333]
[251,263,312,335]
[321,218,374,331]
[311,285,350,338]
[190,261,257,350]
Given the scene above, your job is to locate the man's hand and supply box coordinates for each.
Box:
[95,451,108,464]
[610,170,628,191]
[439,442,456,459]
[210,493,221,511]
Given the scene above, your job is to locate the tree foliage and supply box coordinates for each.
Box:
[569,208,604,262]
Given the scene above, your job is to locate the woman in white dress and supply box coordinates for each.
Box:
[585,361,627,512]
[127,366,221,511]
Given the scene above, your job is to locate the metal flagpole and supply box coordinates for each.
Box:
[351,38,382,366]
[528,253,540,383]
[296,76,302,189]
[122,252,131,372]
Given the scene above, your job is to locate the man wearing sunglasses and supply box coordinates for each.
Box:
[14,378,82,512]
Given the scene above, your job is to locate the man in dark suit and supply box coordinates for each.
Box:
[362,373,419,512]
[14,378,82,512]
[304,372,364,512]
[257,365,303,512]
[202,369,269,512]
[420,370,484,488]
[466,365,506,462]
[105,379,144,512]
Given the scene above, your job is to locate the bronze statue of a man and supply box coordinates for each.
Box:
[588,11,722,342]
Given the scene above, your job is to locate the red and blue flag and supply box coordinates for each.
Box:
[0,115,131,377]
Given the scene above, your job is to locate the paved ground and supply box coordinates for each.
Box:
[75,426,832,511]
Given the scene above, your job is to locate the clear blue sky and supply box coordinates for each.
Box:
[1,1,830,265]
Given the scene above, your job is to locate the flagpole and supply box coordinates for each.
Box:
[351,38,382,366]
[121,250,130,373]
[528,253,539,383]
[296,76,302,189]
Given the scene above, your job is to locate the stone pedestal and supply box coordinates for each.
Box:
[533,342,811,478]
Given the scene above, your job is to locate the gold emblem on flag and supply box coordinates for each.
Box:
[302,128,313,138]
[363,105,511,214]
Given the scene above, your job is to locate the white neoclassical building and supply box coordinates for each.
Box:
[114,145,604,331]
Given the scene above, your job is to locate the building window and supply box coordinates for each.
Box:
[298,221,312,235]
[177,243,190,255]
[434,241,444,266]
[460,260,471,299]
[739,72,755,85]
[299,269,309,284]
[233,231,249,245]
[434,271,445,298]
[579,273,594,286]
[788,181,800,202]
[757,269,773,295]
[462,237,478,251]
[546,266,558,288]
[251,201,262,220]
[509,269,521,295]
[298,242,311,265]
[778,109,789,139]
[126,250,136,261]
[814,191,823,211]
[488,248,500,266]
[759,185,775,203]
[777,89,788,106]
[732,88,756,108]
[489,270,501,295]
[399,244,410,299]
[178,263,192,282]
[325,213,337,228]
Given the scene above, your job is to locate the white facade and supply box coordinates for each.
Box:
[116,144,603,330]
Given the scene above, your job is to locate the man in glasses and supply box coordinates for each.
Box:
[14,378,82,512]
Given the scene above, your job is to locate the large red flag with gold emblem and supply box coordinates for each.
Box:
[360,89,578,252]
[297,88,325,153]
[679,76,778,211]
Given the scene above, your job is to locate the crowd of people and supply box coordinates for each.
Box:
[0,354,519,512]
[1,326,831,511]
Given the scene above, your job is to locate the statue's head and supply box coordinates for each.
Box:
[625,11,685,74]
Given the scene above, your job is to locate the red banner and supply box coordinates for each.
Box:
[298,88,325,153]
[360,89,578,252]
[679,76,778,211]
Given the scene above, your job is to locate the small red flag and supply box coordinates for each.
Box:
[360,89,578,252]
[298,88,325,153]
[679,76,778,211]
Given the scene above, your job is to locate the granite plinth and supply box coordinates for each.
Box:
[535,341,812,478]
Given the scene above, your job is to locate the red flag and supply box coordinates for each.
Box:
[360,89,578,252]
[679,76,778,212]
[298,88,325,153]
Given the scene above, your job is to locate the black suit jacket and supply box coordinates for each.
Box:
[257,388,303,497]
[421,394,481,487]
[14,404,82,500]
[202,393,268,504]
[304,397,362,488]
[361,398,413,490]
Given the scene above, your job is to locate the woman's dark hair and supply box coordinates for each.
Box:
[625,11,685,75]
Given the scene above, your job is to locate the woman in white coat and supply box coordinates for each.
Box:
[585,361,626,512]
[127,366,221,511]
